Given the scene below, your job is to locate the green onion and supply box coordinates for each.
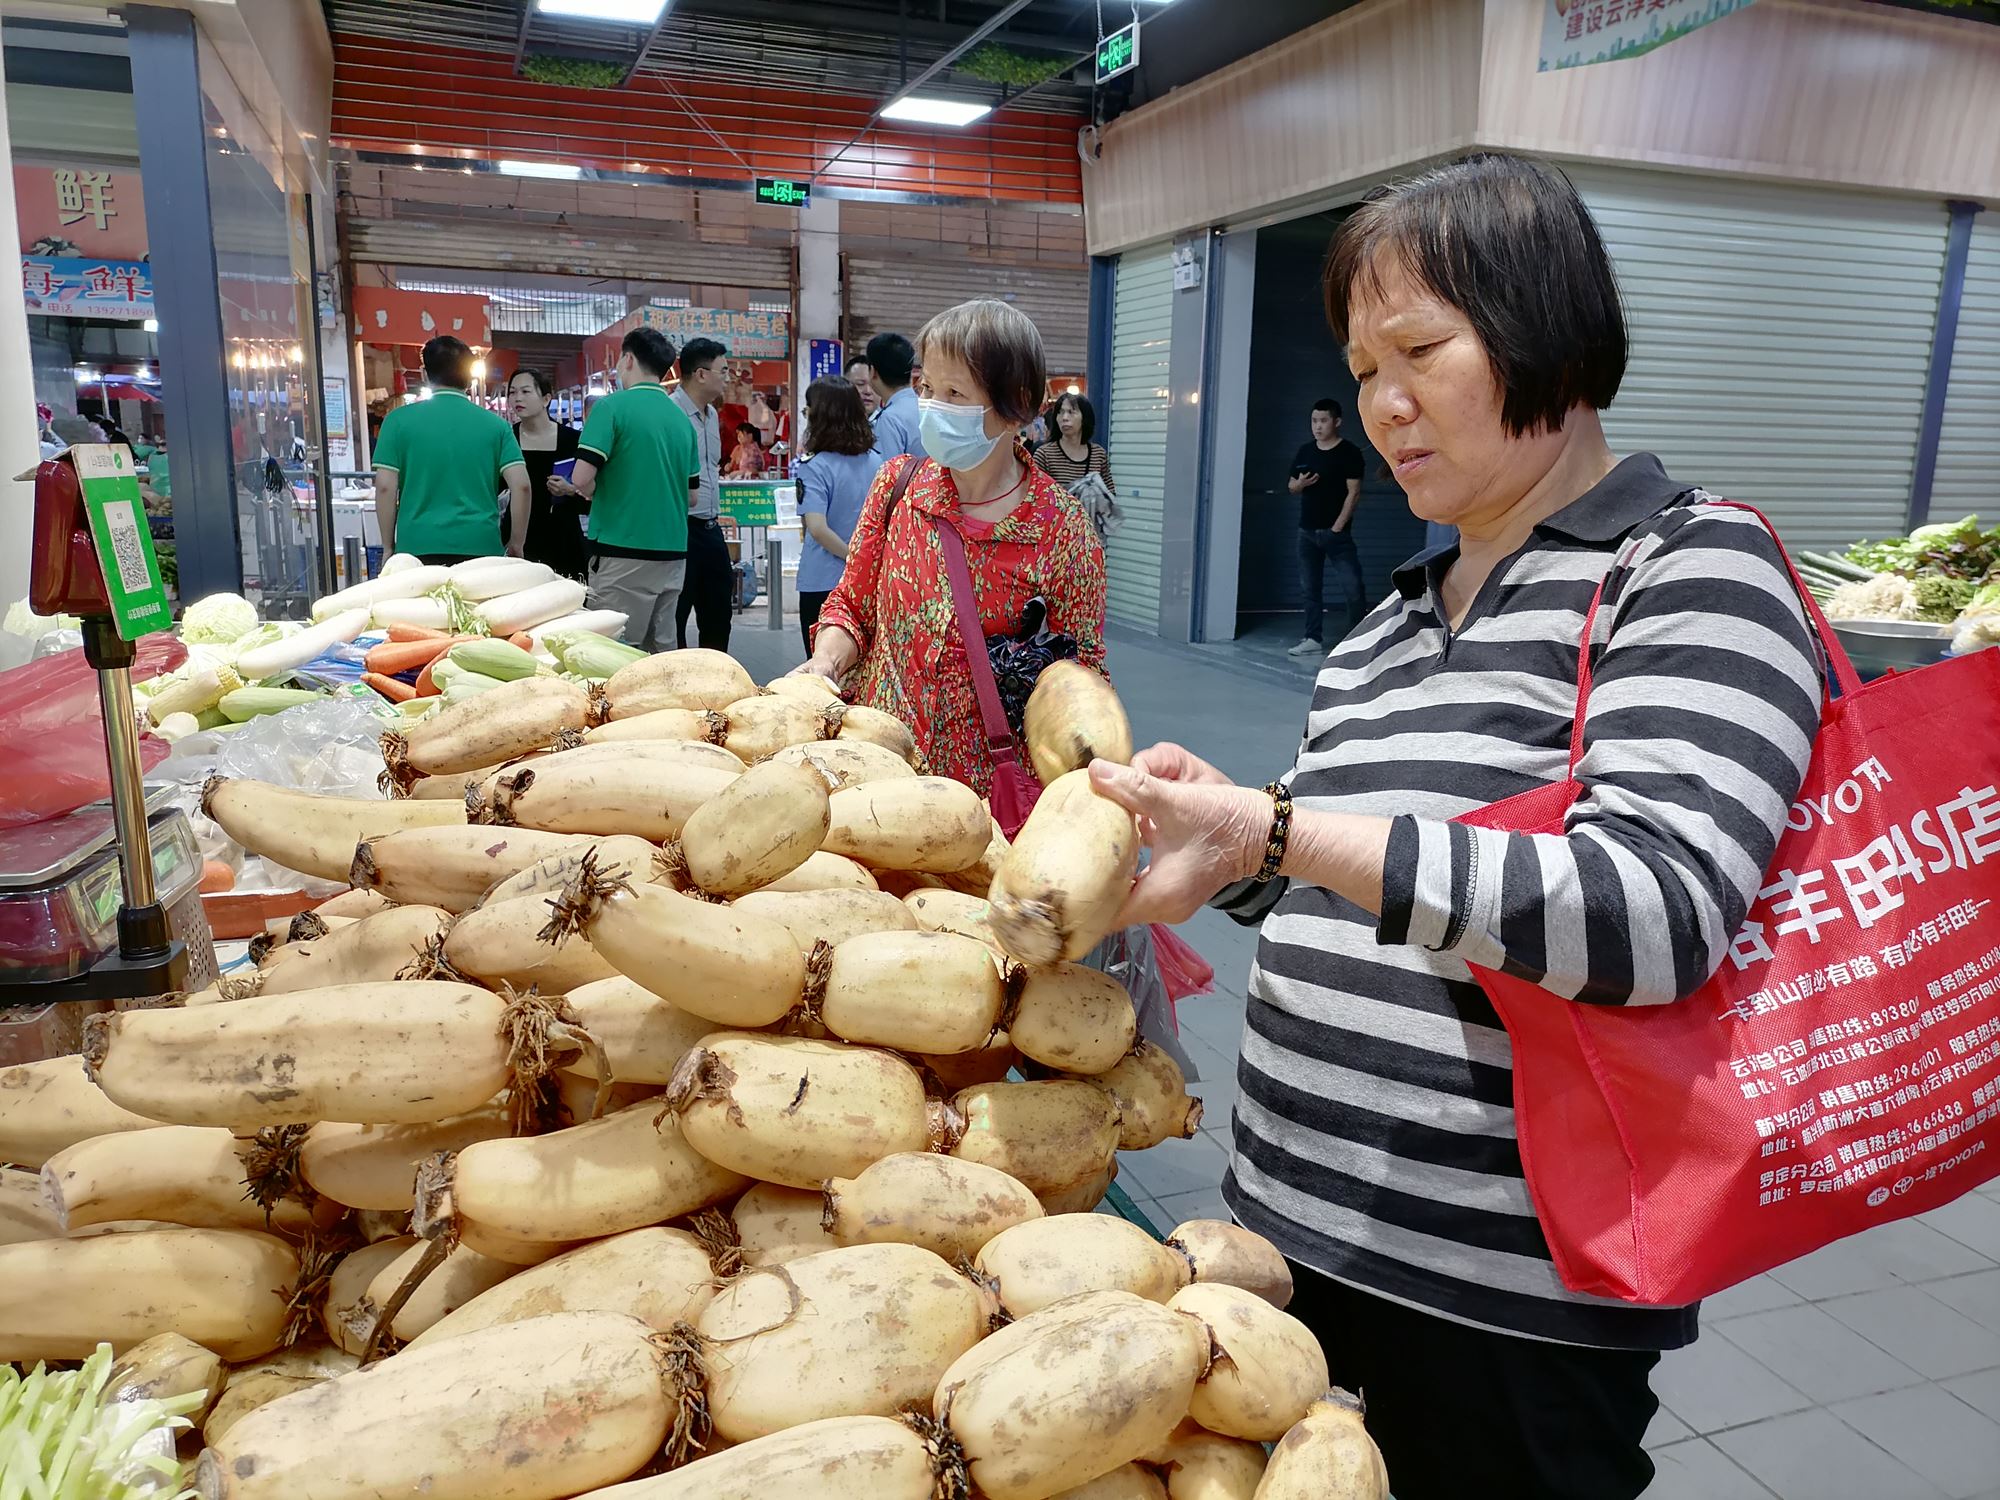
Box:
[1,1345,202,1499]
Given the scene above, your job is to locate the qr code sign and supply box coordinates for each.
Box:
[100,498,153,593]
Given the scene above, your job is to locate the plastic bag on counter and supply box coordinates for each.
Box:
[0,636,186,827]
[156,694,395,895]
[1085,923,1199,1082]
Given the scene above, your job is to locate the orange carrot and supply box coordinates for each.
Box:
[412,654,448,697]
[363,671,418,703]
[386,622,450,644]
[364,634,464,675]
[508,632,534,652]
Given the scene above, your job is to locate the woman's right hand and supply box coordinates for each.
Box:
[790,655,842,682]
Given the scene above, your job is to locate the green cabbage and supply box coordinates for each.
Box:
[179,592,259,645]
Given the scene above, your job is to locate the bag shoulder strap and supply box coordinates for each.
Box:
[931,515,1019,761]
[1563,494,1857,775]
[879,454,921,531]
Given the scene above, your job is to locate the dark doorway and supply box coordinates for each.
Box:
[1237,208,1425,645]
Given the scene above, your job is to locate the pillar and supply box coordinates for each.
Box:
[0,54,41,611]
[793,194,841,420]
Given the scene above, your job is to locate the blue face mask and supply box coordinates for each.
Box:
[918,397,1002,471]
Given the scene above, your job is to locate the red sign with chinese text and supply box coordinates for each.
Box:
[14,164,147,259]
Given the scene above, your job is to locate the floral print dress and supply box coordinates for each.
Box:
[814,447,1108,797]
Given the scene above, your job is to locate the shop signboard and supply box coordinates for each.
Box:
[718,480,782,527]
[71,444,171,640]
[807,338,843,384]
[22,256,153,320]
[1540,0,1758,71]
[1096,21,1139,84]
[14,164,147,260]
[635,305,790,360]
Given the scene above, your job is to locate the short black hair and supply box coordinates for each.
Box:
[865,331,915,388]
[510,368,552,398]
[1050,391,1096,446]
[844,354,872,378]
[736,423,761,440]
[422,335,473,388]
[679,337,727,379]
[622,327,677,380]
[915,301,1047,427]
[1325,152,1627,437]
[1311,398,1341,421]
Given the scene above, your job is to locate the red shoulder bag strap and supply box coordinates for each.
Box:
[931,515,1025,773]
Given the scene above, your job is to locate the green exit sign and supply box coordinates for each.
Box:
[1095,21,1139,84]
[756,178,811,208]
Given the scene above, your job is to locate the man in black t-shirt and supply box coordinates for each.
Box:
[1285,397,1367,656]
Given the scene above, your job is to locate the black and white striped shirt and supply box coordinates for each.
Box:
[1219,454,1822,1349]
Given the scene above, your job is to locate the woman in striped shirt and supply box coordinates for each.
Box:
[1091,154,1823,1499]
[1031,391,1116,493]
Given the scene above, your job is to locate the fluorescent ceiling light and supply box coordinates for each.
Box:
[881,96,992,127]
[536,0,669,21]
[498,158,584,179]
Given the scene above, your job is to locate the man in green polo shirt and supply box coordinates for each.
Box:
[373,335,530,563]
[575,326,701,651]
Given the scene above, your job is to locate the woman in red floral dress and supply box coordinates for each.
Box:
[795,300,1107,796]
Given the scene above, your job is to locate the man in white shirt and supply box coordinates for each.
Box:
[669,336,733,652]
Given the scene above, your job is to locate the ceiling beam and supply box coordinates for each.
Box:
[672,0,1080,51]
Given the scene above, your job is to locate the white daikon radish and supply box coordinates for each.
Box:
[1170,1283,1327,1442]
[379,552,423,575]
[1144,1420,1269,1500]
[823,1153,1043,1262]
[728,1181,833,1267]
[974,1213,1191,1318]
[696,1242,993,1445]
[528,608,629,648]
[935,1289,1209,1500]
[575,1415,966,1500]
[448,557,554,599]
[234,607,370,682]
[1251,1391,1390,1500]
[665,1034,939,1189]
[1165,1220,1293,1309]
[310,565,450,623]
[196,1312,675,1500]
[476,577,588,634]
[406,1226,716,1350]
[370,595,455,631]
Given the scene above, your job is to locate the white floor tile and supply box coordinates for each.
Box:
[1767,1220,1988,1301]
[1703,1274,1806,1321]
[1151,1184,1232,1232]
[1821,1285,2000,1381]
[1925,1269,2000,1339]
[1922,1192,2000,1263]
[1944,1368,2000,1422]
[1117,1128,1230,1201]
[1714,1409,1947,1500]
[1715,1304,1925,1405]
[1641,1439,1779,1499]
[1645,1405,1693,1449]
[1832,1383,2000,1499]
[1653,1333,1813,1435]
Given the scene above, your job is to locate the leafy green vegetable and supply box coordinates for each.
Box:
[1846,514,2000,582]
[0,1345,201,1499]
[180,592,259,645]
[1912,574,1978,623]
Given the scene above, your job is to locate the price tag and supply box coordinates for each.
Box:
[72,443,171,640]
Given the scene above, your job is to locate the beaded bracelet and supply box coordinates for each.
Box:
[1256,781,1293,883]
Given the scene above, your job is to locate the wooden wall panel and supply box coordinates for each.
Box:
[1084,0,1484,255]
[1478,0,2000,204]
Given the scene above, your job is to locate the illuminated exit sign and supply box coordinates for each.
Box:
[755,178,811,208]
[1095,21,1139,85]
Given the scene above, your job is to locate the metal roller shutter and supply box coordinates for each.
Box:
[347,215,793,289]
[1104,243,1174,630]
[844,257,1090,373]
[1933,215,2000,519]
[1571,166,1949,551]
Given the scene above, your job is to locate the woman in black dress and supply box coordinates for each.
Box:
[506,368,587,579]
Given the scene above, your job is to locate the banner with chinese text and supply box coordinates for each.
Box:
[1540,0,1758,71]
[636,305,791,360]
[14,164,146,259]
[22,256,152,320]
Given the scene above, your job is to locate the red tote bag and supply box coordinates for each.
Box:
[1460,504,2000,1307]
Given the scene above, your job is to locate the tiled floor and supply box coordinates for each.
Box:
[735,614,2000,1498]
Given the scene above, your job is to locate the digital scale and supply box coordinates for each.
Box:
[0,447,213,1059]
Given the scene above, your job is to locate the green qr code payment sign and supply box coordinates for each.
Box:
[72,443,172,640]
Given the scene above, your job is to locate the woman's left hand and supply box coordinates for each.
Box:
[1088,755,1274,926]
